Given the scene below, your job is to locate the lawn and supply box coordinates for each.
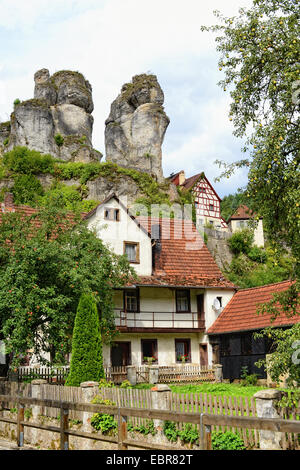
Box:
[133,382,267,398]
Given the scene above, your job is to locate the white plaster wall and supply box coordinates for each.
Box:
[86,197,152,276]
[103,332,206,367]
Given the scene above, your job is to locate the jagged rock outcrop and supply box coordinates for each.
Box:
[105,74,169,181]
[3,69,101,163]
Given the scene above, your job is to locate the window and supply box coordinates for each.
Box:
[124,242,140,263]
[199,187,206,193]
[124,289,139,312]
[216,296,222,307]
[175,339,191,363]
[176,289,190,313]
[104,208,120,221]
[141,339,158,363]
[209,204,214,211]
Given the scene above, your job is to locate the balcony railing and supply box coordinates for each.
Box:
[114,309,205,330]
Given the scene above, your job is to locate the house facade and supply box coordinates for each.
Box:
[84,194,236,368]
[169,171,228,231]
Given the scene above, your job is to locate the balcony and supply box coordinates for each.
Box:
[114,309,205,333]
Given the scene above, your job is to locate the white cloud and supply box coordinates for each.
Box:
[0,0,252,195]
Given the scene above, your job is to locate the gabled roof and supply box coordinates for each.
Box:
[131,216,236,289]
[83,193,152,239]
[181,173,222,202]
[228,204,260,221]
[207,280,299,335]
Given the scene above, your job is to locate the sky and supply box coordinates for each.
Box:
[0,0,253,198]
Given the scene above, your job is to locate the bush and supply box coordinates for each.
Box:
[120,380,132,389]
[12,173,44,205]
[54,134,64,147]
[65,293,105,387]
[211,431,246,450]
[228,229,254,255]
[3,146,55,174]
[90,413,117,434]
[248,246,267,263]
[14,99,20,106]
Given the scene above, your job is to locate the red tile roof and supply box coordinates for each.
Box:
[134,217,235,289]
[228,204,259,221]
[207,280,299,334]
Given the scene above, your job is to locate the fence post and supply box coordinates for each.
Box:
[254,389,282,450]
[60,406,69,450]
[149,365,159,384]
[31,379,47,420]
[17,402,25,447]
[118,409,128,450]
[151,384,171,434]
[214,364,223,383]
[80,381,99,450]
[127,366,137,386]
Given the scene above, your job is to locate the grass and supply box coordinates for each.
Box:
[132,382,267,398]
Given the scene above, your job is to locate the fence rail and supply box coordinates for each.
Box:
[114,309,205,330]
[13,364,216,385]
[0,393,299,451]
[2,382,298,450]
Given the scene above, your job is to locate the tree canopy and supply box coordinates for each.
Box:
[202,0,300,267]
[0,199,134,367]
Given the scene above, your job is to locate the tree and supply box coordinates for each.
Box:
[0,198,134,368]
[202,0,300,268]
[255,323,300,388]
[65,293,104,387]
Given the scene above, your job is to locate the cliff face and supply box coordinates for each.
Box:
[105,74,169,181]
[5,69,101,163]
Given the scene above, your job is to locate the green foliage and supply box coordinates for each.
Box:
[228,229,254,255]
[40,182,98,213]
[240,366,258,386]
[277,390,300,410]
[3,146,55,174]
[54,134,64,147]
[202,0,300,270]
[24,408,32,419]
[65,293,105,387]
[91,396,116,406]
[0,202,134,367]
[211,431,245,450]
[163,421,199,445]
[98,378,115,389]
[119,380,132,389]
[13,99,20,106]
[163,421,179,442]
[12,174,44,206]
[3,138,9,147]
[255,323,300,388]
[247,246,267,263]
[128,420,156,436]
[90,413,117,434]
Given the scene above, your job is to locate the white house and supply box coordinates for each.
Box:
[84,194,236,368]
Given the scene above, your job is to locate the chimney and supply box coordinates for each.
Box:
[178,170,186,185]
[2,193,15,212]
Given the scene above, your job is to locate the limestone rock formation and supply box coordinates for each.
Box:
[3,69,101,163]
[105,74,170,181]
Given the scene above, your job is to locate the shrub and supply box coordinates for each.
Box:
[54,134,64,147]
[128,420,156,436]
[178,423,199,444]
[120,380,132,389]
[3,138,9,146]
[228,229,254,255]
[12,173,44,205]
[3,146,55,174]
[14,98,20,106]
[65,293,105,387]
[211,431,246,450]
[90,413,117,434]
[163,421,178,442]
[248,246,267,263]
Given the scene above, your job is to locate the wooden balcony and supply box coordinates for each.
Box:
[115,310,206,333]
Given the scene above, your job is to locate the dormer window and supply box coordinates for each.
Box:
[104,208,120,221]
[209,204,214,211]
[124,241,140,264]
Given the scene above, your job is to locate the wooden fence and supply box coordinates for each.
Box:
[14,364,216,385]
[0,393,299,451]
[1,382,298,449]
